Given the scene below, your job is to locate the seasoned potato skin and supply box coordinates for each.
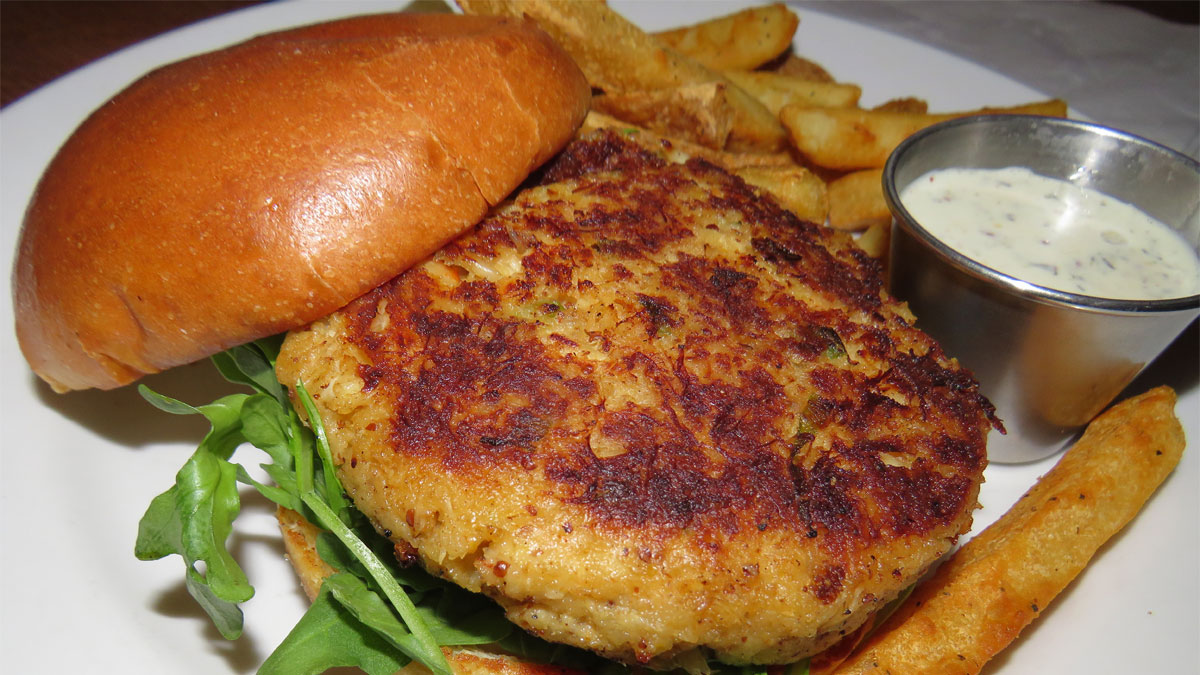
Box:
[277,132,996,668]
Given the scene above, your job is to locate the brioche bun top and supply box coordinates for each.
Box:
[13,12,590,392]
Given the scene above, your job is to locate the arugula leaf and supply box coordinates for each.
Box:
[135,387,255,638]
[135,486,183,561]
[138,481,252,639]
[294,381,350,520]
[176,448,252,605]
[315,530,447,596]
[136,345,454,675]
[324,572,465,659]
[211,338,287,405]
[300,488,450,673]
[184,564,247,642]
[260,583,411,675]
[237,395,301,512]
[239,395,292,464]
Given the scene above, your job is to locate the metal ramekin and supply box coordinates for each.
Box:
[884,115,1199,463]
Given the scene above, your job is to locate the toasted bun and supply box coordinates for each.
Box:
[14,12,589,392]
[276,507,585,675]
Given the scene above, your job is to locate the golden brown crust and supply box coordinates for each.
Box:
[832,386,1186,674]
[14,12,589,392]
[277,133,995,667]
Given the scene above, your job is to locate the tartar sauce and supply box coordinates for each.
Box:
[899,166,1200,300]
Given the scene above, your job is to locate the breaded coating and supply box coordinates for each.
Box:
[276,132,996,668]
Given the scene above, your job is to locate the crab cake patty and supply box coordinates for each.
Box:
[276,133,995,668]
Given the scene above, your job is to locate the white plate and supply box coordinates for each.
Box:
[1,1,1195,673]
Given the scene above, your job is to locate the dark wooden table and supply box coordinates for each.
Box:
[1,1,263,107]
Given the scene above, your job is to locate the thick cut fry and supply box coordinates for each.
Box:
[457,0,786,152]
[771,53,836,83]
[459,0,707,91]
[872,97,928,114]
[827,168,889,231]
[854,220,890,261]
[833,386,1186,675]
[579,111,795,170]
[722,69,861,115]
[652,3,799,71]
[732,165,829,224]
[781,99,1069,170]
[591,83,734,150]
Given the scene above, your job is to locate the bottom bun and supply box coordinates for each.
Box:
[276,507,584,675]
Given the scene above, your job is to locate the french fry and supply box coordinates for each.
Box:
[770,53,837,83]
[854,221,891,262]
[833,386,1186,675]
[722,69,862,115]
[592,84,735,150]
[459,0,707,91]
[579,111,795,171]
[456,0,787,152]
[827,168,889,231]
[872,96,929,114]
[781,99,1069,170]
[733,165,829,224]
[652,3,799,71]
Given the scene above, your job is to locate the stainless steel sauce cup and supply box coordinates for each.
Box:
[883,115,1199,463]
